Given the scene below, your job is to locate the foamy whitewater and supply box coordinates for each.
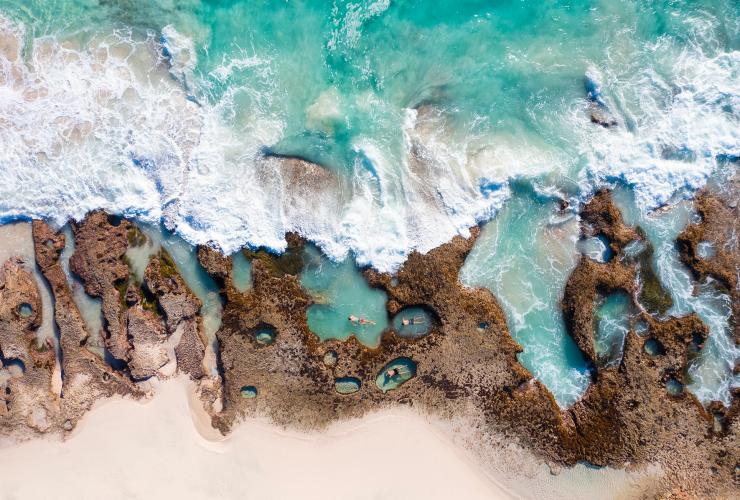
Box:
[0,2,738,272]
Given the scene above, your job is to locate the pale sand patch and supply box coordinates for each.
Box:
[0,378,512,500]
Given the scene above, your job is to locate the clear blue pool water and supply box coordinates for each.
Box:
[231,250,253,293]
[301,245,388,348]
[593,293,632,367]
[392,306,433,339]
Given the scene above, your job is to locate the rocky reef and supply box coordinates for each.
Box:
[0,257,57,435]
[0,187,737,497]
[558,189,736,496]
[0,216,216,440]
[677,176,739,346]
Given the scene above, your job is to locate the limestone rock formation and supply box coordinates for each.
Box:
[32,221,142,430]
[143,251,206,379]
[0,258,58,437]
[0,191,734,497]
[69,212,132,361]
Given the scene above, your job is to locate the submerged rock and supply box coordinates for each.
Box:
[252,324,276,346]
[322,350,338,367]
[643,338,665,356]
[589,103,618,128]
[665,377,685,397]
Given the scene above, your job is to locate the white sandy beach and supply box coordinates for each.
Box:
[0,378,512,500]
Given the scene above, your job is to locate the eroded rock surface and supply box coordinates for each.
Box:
[69,212,132,361]
[0,190,735,497]
[203,229,544,433]
[32,221,142,429]
[143,252,206,379]
[126,304,168,380]
[678,176,739,345]
[198,190,738,498]
[0,258,57,437]
[558,190,737,497]
[0,219,212,438]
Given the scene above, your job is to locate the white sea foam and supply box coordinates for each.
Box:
[576,49,739,210]
[0,15,738,273]
[161,25,197,89]
[328,0,391,51]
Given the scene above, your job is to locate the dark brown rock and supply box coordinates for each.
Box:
[677,177,739,344]
[580,189,640,252]
[589,103,618,128]
[0,185,732,498]
[197,190,738,498]
[200,230,555,439]
[562,257,636,364]
[552,190,737,497]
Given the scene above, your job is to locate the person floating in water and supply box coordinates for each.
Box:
[401,316,425,326]
[386,368,398,378]
[348,315,376,326]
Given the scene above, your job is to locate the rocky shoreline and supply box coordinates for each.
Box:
[0,184,737,498]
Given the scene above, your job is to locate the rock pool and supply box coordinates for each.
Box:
[392,307,434,339]
[301,245,388,348]
[376,357,417,393]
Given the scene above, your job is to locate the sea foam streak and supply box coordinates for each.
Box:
[0,16,738,272]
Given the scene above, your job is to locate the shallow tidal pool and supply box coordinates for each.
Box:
[301,245,389,348]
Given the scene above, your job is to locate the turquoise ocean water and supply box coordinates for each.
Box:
[0,1,737,406]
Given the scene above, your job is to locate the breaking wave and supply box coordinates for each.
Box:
[0,13,737,272]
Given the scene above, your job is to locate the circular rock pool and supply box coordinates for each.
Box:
[376,357,417,393]
[392,307,433,339]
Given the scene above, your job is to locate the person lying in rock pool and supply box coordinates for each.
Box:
[401,316,426,326]
[348,315,376,326]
